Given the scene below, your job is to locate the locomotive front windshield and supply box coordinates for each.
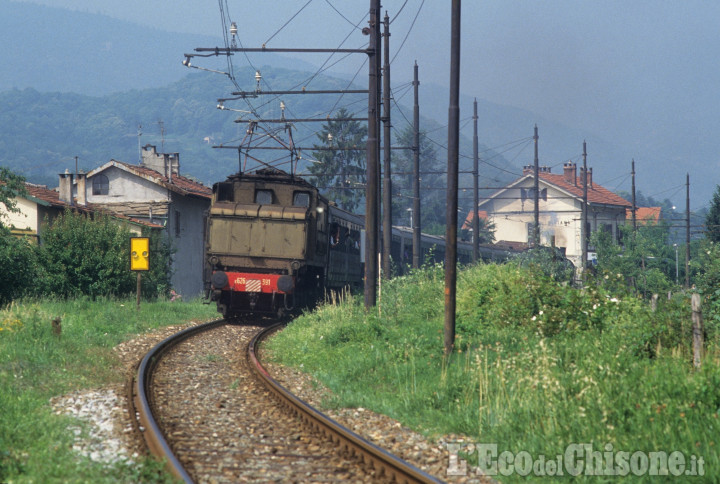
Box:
[255,189,273,204]
[293,191,310,207]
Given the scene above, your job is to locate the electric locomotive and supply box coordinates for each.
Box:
[205,168,363,317]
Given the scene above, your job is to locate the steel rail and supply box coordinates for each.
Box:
[248,323,444,484]
[129,319,227,483]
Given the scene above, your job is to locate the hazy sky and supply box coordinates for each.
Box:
[12,0,720,206]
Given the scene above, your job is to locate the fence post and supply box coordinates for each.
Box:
[691,293,703,369]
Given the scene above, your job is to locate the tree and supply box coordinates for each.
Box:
[591,221,675,297]
[705,185,720,243]
[307,109,367,213]
[390,126,446,230]
[460,215,496,244]
[0,168,37,304]
[0,167,27,228]
[0,225,40,305]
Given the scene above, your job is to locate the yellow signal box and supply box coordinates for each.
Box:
[130,237,150,271]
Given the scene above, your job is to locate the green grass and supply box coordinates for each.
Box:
[0,296,219,483]
[268,264,720,482]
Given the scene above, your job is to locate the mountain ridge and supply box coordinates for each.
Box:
[1,1,700,209]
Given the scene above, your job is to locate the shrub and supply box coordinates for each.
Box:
[0,228,40,305]
[512,246,575,284]
[38,210,136,298]
[138,229,174,299]
[456,264,604,336]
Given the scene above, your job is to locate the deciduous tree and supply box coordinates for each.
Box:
[0,167,27,228]
[705,185,720,243]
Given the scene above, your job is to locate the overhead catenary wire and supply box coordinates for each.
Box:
[210,3,373,150]
[207,2,620,202]
[390,0,425,65]
[198,2,473,181]
[206,0,433,162]
[263,0,315,46]
[324,0,365,30]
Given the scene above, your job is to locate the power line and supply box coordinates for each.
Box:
[264,0,315,46]
[390,0,425,65]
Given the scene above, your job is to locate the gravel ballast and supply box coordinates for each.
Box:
[50,322,490,482]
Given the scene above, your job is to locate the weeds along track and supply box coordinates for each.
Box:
[128,320,442,483]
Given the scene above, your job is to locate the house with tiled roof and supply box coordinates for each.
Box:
[471,162,631,268]
[59,144,212,297]
[2,181,160,241]
[461,210,488,231]
[3,182,66,240]
[627,206,662,225]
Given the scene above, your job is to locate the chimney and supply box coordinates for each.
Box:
[76,172,87,206]
[141,144,180,182]
[58,170,74,204]
[167,153,180,177]
[579,167,593,188]
[539,165,551,173]
[522,165,534,175]
[563,162,577,185]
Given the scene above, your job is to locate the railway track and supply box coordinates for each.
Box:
[128,320,444,483]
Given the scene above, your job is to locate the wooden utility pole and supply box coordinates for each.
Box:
[412,62,421,269]
[533,125,540,247]
[444,0,460,356]
[472,98,479,262]
[581,141,588,271]
[692,293,703,368]
[364,0,381,309]
[382,12,392,279]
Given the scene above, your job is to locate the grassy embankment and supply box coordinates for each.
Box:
[268,263,720,482]
[0,297,218,483]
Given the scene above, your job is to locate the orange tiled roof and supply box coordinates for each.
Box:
[24,183,64,207]
[461,210,488,230]
[627,206,661,224]
[22,183,162,229]
[538,172,631,207]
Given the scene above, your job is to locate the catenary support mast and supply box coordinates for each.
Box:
[365,0,381,308]
[444,0,461,356]
[382,12,392,279]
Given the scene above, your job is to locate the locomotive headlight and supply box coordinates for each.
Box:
[277,275,294,293]
[211,271,229,289]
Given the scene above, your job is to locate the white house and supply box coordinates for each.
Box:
[3,182,67,240]
[2,182,158,240]
[59,145,212,297]
[474,163,631,268]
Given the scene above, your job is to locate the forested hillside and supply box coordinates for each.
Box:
[0,69,353,186]
[0,68,518,201]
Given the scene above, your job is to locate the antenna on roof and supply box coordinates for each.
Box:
[158,120,165,152]
[137,124,142,164]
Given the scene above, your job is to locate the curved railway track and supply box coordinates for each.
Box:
[128,320,443,483]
